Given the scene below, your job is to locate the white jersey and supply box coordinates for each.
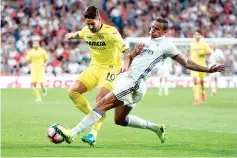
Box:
[112,36,179,106]
[209,48,224,77]
[209,49,224,65]
[127,36,179,80]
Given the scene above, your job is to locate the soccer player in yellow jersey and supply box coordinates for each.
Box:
[25,41,48,102]
[190,30,212,106]
[64,6,133,145]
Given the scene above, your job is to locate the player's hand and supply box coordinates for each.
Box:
[208,64,225,73]
[119,63,130,74]
[44,63,48,67]
[134,43,145,54]
[65,32,77,40]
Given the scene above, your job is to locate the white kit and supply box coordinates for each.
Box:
[112,36,180,106]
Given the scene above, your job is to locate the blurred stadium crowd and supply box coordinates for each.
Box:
[1,0,237,76]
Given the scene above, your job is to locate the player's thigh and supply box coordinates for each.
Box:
[191,71,199,83]
[199,72,206,81]
[114,106,132,125]
[98,69,118,91]
[69,80,88,94]
[96,69,118,102]
[38,71,45,83]
[73,68,99,93]
[31,70,38,83]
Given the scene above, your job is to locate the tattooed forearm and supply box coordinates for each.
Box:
[172,54,209,72]
[123,49,133,65]
[186,60,209,72]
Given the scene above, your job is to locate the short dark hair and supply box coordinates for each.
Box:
[155,17,169,31]
[83,6,99,19]
[195,29,202,35]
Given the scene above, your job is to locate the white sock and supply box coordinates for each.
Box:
[164,81,168,96]
[159,86,163,96]
[71,109,103,138]
[126,115,158,132]
[211,80,216,92]
[159,79,164,96]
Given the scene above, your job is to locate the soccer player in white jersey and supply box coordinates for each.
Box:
[209,43,225,96]
[55,17,225,145]
[157,57,172,96]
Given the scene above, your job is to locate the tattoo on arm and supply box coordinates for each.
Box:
[123,49,132,64]
[172,54,209,72]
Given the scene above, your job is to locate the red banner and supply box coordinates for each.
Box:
[1,75,237,88]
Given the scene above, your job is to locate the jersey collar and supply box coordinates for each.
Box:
[151,35,165,41]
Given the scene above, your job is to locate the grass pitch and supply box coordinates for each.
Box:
[1,88,237,157]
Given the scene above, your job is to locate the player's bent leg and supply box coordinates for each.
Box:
[211,77,217,96]
[199,72,206,101]
[68,80,92,114]
[32,82,41,102]
[192,77,200,106]
[164,76,168,96]
[73,92,119,146]
[82,87,110,145]
[200,79,206,101]
[114,103,166,143]
[82,90,121,146]
[121,113,166,143]
[40,83,47,96]
[114,105,132,126]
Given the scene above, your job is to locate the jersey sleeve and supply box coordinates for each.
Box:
[76,26,87,39]
[110,27,128,53]
[164,40,180,58]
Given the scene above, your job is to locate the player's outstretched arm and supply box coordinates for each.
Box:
[172,54,225,73]
[65,31,81,40]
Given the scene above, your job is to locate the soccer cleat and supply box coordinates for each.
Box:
[194,98,200,106]
[35,98,42,102]
[211,91,216,96]
[55,126,73,144]
[201,92,206,101]
[156,124,166,143]
[81,134,96,146]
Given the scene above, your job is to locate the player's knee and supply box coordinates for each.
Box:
[114,118,127,126]
[68,90,83,105]
[68,90,78,100]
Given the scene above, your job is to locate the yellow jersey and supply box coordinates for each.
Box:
[78,24,128,69]
[190,40,211,66]
[26,47,48,71]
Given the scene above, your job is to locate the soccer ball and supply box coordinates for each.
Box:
[47,124,64,144]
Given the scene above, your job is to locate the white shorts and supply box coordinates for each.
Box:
[112,72,147,107]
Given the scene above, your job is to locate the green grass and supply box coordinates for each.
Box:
[1,88,237,157]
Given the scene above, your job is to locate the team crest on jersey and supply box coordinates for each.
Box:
[98,35,104,40]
